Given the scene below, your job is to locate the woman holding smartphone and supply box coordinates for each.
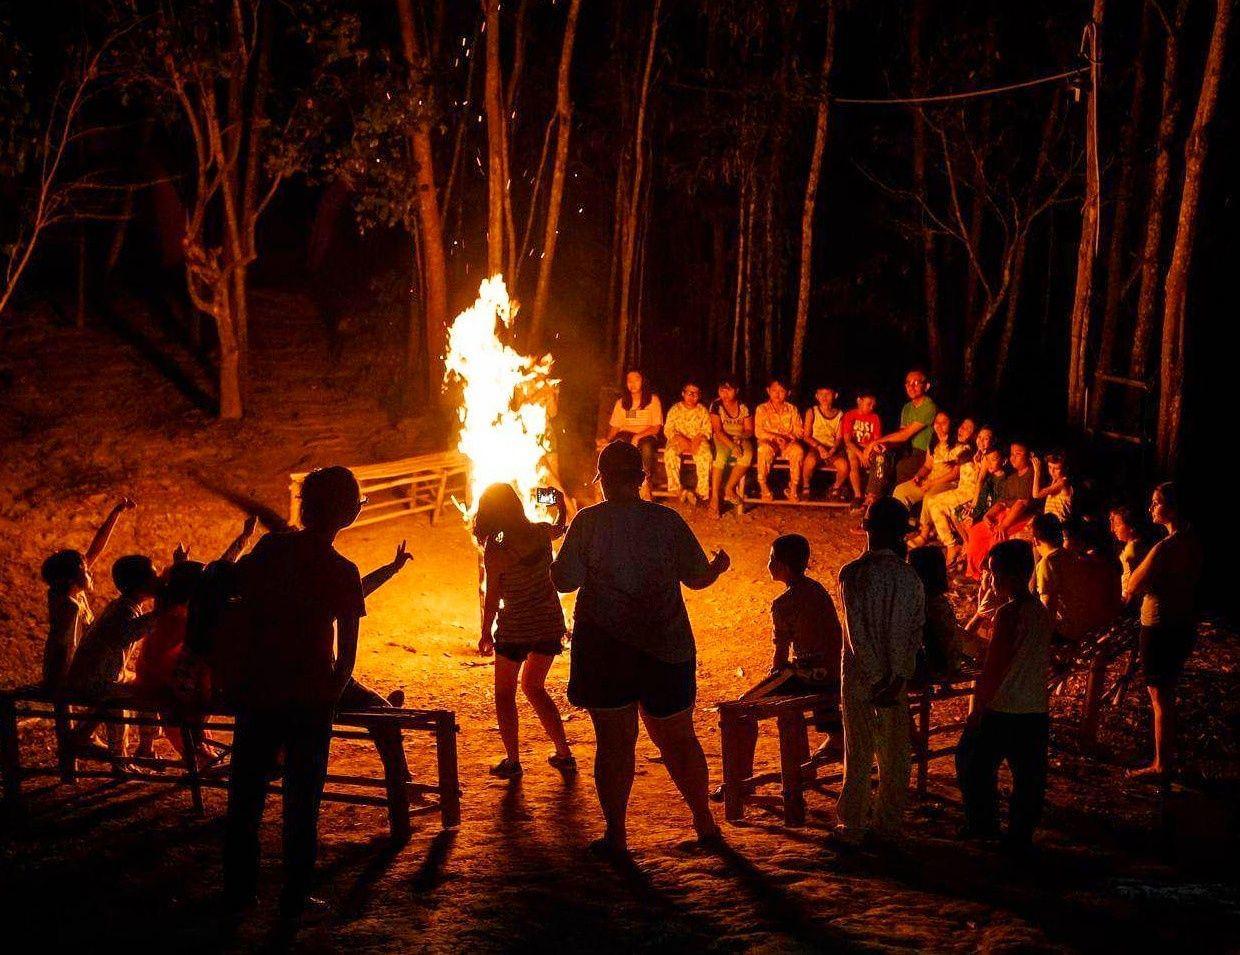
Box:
[475,483,576,779]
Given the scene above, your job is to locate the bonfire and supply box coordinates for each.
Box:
[443,276,557,517]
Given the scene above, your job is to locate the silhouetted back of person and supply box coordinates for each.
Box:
[223,466,365,921]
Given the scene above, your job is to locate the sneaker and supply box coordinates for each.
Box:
[708,784,725,803]
[548,752,578,777]
[489,757,523,779]
[386,689,406,708]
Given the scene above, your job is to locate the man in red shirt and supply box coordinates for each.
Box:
[841,390,882,505]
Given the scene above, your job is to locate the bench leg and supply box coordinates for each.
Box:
[435,714,461,828]
[719,710,746,823]
[916,691,932,799]
[431,472,449,526]
[385,736,412,844]
[54,702,77,783]
[179,722,204,814]
[776,712,808,827]
[0,698,23,811]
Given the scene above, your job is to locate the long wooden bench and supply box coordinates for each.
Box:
[717,675,974,827]
[0,687,460,840]
[290,451,470,529]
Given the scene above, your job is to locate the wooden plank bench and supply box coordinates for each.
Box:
[0,686,460,840]
[717,675,975,827]
[290,451,470,529]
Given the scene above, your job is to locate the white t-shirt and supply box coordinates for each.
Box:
[610,396,663,433]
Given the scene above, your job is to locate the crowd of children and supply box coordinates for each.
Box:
[31,362,1204,919]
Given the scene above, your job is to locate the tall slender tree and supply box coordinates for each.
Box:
[1157,0,1232,470]
[790,0,837,391]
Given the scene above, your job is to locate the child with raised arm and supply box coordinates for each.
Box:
[40,498,135,691]
[955,540,1051,854]
[713,534,844,799]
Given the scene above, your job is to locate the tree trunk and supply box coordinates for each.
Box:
[396,0,450,375]
[528,0,582,347]
[1066,0,1105,425]
[992,232,1029,394]
[1157,0,1231,471]
[790,0,836,391]
[484,0,506,278]
[1129,0,1190,382]
[731,177,750,376]
[1092,2,1151,410]
[910,0,940,381]
[614,0,661,378]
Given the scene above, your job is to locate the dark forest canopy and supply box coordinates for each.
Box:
[0,0,1235,477]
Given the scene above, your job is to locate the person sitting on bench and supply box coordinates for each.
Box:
[40,497,135,692]
[711,534,843,801]
[755,377,806,502]
[607,369,663,502]
[63,554,163,764]
[802,386,850,501]
[662,380,715,506]
[708,376,754,517]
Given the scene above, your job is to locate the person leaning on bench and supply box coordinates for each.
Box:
[711,534,844,802]
[222,465,368,921]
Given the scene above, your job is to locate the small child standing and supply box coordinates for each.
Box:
[955,539,1051,854]
[39,498,135,691]
[714,534,844,798]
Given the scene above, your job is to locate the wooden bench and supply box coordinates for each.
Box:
[0,687,460,840]
[717,675,974,827]
[290,451,470,529]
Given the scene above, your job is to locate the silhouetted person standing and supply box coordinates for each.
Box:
[552,440,729,856]
[835,498,925,845]
[223,466,365,919]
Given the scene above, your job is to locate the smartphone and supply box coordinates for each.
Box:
[535,487,557,506]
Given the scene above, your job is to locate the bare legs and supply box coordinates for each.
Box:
[494,653,572,767]
[587,704,718,852]
[1133,685,1176,777]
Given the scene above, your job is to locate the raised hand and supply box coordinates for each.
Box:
[172,542,190,563]
[711,548,731,575]
[242,514,258,537]
[392,540,413,569]
[116,497,136,513]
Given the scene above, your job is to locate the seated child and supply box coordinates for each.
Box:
[712,534,843,799]
[40,498,135,691]
[955,540,1051,853]
[841,391,882,508]
[64,554,162,758]
[663,380,715,505]
[909,546,967,677]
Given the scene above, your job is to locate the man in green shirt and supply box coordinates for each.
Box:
[862,369,937,499]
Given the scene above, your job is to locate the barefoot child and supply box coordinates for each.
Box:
[476,483,575,779]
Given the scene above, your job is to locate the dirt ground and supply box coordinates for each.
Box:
[2,295,1239,952]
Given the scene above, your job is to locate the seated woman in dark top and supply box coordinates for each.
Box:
[966,441,1036,578]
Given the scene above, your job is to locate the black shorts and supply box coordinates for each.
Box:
[1139,624,1196,689]
[568,628,695,719]
[494,638,563,664]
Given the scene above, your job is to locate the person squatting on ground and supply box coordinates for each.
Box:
[222,465,366,920]
[866,369,937,501]
[552,440,729,856]
[663,380,715,506]
[712,534,844,800]
[754,378,807,502]
[708,376,755,516]
[607,369,663,501]
[1123,482,1203,781]
[956,539,1051,855]
[475,482,575,780]
[835,498,925,845]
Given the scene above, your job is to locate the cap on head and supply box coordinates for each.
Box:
[300,465,364,531]
[595,439,645,484]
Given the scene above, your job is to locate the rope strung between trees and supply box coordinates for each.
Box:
[833,65,1091,105]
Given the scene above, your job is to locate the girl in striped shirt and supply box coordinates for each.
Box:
[475,483,575,779]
